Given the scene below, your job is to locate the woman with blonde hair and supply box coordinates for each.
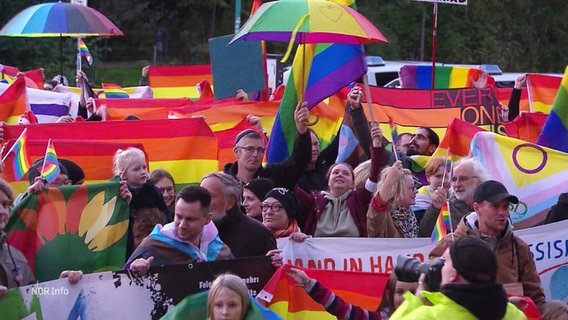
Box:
[367,160,419,238]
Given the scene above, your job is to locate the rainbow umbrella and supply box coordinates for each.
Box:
[0,2,123,76]
[230,0,387,48]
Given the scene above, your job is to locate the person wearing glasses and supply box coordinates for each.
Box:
[261,187,308,241]
[223,101,311,189]
[418,157,490,237]
[14,158,72,205]
[150,169,177,215]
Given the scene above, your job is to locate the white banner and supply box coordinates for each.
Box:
[278,219,568,303]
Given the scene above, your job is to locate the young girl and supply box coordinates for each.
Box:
[207,273,250,320]
[113,147,171,257]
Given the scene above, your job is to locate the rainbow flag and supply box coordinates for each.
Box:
[267,41,365,163]
[148,65,213,99]
[40,139,60,183]
[431,201,451,244]
[3,128,31,181]
[79,38,93,66]
[3,119,218,194]
[536,66,568,153]
[503,112,546,143]
[258,265,388,319]
[0,77,28,124]
[496,87,529,114]
[400,65,485,89]
[389,117,398,144]
[101,83,129,98]
[429,117,485,164]
[526,73,562,114]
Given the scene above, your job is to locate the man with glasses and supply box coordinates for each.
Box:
[223,102,312,189]
[419,157,490,237]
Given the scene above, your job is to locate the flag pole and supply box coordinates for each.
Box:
[1,128,27,162]
[362,74,375,122]
[40,139,51,178]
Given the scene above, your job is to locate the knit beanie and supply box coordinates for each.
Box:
[59,159,85,185]
[449,236,497,283]
[27,157,69,184]
[244,178,276,201]
[264,187,299,220]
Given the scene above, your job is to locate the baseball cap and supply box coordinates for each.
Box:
[473,180,518,204]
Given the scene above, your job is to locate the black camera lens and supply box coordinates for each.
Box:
[394,256,445,292]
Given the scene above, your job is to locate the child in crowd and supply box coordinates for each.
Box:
[207,273,250,320]
[113,147,170,257]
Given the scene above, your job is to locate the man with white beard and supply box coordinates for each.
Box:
[418,157,489,237]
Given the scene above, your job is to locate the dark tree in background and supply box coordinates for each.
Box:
[1,0,567,82]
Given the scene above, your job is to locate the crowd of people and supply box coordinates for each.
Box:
[0,71,567,320]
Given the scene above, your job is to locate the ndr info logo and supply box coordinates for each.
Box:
[30,284,70,296]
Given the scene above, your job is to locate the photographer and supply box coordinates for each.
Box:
[390,236,526,320]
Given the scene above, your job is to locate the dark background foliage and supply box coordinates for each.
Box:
[1,0,566,86]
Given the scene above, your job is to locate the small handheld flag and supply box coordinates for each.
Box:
[1,128,31,181]
[102,83,129,98]
[431,201,451,244]
[79,39,93,66]
[388,117,399,162]
[40,139,60,184]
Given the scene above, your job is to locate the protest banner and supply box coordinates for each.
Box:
[0,256,275,320]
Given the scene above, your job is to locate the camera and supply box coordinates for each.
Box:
[394,255,445,292]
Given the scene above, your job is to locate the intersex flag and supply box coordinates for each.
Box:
[5,180,130,282]
[471,131,568,227]
[79,38,94,66]
[0,77,28,124]
[148,65,213,99]
[257,265,388,319]
[526,73,562,114]
[40,139,60,183]
[431,201,451,244]
[2,119,218,192]
[2,127,31,181]
[536,66,568,153]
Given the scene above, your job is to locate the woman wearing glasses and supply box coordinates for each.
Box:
[150,169,176,215]
[261,187,308,241]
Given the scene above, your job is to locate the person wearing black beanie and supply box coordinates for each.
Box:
[262,187,306,240]
[242,178,275,222]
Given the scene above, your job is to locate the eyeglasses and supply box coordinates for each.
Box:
[159,186,175,194]
[451,175,478,183]
[239,146,265,154]
[261,203,282,212]
[50,179,71,186]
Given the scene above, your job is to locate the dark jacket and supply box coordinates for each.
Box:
[298,106,372,192]
[223,130,311,189]
[215,205,277,258]
[294,145,385,237]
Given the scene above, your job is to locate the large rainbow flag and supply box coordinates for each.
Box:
[148,65,213,99]
[2,119,218,193]
[536,66,568,153]
[503,112,547,143]
[471,131,568,227]
[526,73,562,114]
[399,65,485,89]
[6,180,130,282]
[258,265,388,319]
[2,139,146,195]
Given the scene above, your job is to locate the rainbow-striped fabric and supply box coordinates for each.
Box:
[431,201,451,244]
[6,128,31,181]
[79,38,93,66]
[400,65,484,89]
[101,83,129,98]
[527,73,562,114]
[536,66,568,153]
[40,139,60,183]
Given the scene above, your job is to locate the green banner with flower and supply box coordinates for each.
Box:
[6,181,130,282]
